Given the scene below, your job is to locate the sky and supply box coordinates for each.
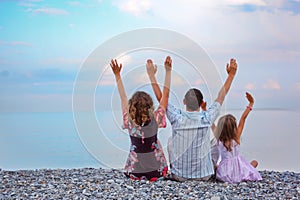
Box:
[0,0,300,112]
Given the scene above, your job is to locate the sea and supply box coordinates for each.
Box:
[1,109,299,173]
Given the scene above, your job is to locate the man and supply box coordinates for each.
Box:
[146,58,237,181]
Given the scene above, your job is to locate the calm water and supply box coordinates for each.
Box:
[0,110,299,172]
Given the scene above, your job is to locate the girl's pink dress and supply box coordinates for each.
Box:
[216,140,262,183]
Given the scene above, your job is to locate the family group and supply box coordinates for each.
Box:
[110,56,262,183]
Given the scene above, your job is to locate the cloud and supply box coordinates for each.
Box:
[134,72,149,84]
[98,66,115,86]
[171,74,186,86]
[0,40,6,45]
[262,79,281,90]
[68,0,103,8]
[149,1,300,57]
[11,41,33,46]
[295,82,300,90]
[111,0,300,53]
[113,0,268,17]
[98,54,136,87]
[194,78,205,86]
[245,83,256,90]
[226,0,267,6]
[0,40,32,47]
[116,54,132,66]
[97,78,115,86]
[68,1,81,6]
[28,0,44,2]
[29,8,69,15]
[19,0,43,7]
[0,70,10,77]
[69,23,75,28]
[113,0,152,16]
[41,57,83,66]
[19,2,36,7]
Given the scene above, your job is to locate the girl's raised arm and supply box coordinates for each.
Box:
[236,92,254,143]
[146,59,162,102]
[146,56,172,108]
[110,59,128,112]
[159,56,172,110]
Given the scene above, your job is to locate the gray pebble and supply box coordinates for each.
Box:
[126,185,134,190]
[107,179,114,184]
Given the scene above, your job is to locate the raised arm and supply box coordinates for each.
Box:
[159,56,172,109]
[215,58,237,105]
[146,59,162,102]
[236,92,254,143]
[110,59,128,112]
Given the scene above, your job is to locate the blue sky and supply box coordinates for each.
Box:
[0,0,300,112]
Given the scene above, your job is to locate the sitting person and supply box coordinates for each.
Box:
[215,92,262,183]
[146,58,238,181]
[110,56,172,181]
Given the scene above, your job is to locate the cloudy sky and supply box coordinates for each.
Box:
[0,0,299,112]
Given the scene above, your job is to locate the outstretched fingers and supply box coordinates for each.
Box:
[110,59,122,75]
[146,59,157,76]
[226,58,237,76]
[246,92,254,104]
[226,63,230,73]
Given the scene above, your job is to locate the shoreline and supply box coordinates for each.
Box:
[1,168,299,199]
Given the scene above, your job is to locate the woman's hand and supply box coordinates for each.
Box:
[110,59,122,77]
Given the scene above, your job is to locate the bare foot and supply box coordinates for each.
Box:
[250,160,258,168]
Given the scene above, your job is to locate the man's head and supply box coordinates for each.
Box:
[183,88,203,111]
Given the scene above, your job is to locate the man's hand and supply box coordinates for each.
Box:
[215,58,238,105]
[226,58,237,77]
[201,101,207,111]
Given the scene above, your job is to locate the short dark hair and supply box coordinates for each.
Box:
[184,88,203,111]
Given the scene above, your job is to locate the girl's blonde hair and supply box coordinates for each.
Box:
[216,114,237,152]
[128,91,154,126]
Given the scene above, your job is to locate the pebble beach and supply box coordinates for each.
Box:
[1,168,299,199]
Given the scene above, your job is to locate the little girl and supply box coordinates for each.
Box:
[110,56,172,181]
[215,92,262,183]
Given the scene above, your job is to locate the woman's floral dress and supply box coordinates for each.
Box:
[123,106,168,181]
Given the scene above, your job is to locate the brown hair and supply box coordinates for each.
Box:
[128,91,154,126]
[216,114,237,152]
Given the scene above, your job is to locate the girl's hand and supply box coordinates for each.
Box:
[146,59,157,77]
[246,92,254,105]
[110,59,122,77]
[164,56,172,71]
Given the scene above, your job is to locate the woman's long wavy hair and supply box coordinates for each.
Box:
[128,91,154,127]
[216,114,237,152]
